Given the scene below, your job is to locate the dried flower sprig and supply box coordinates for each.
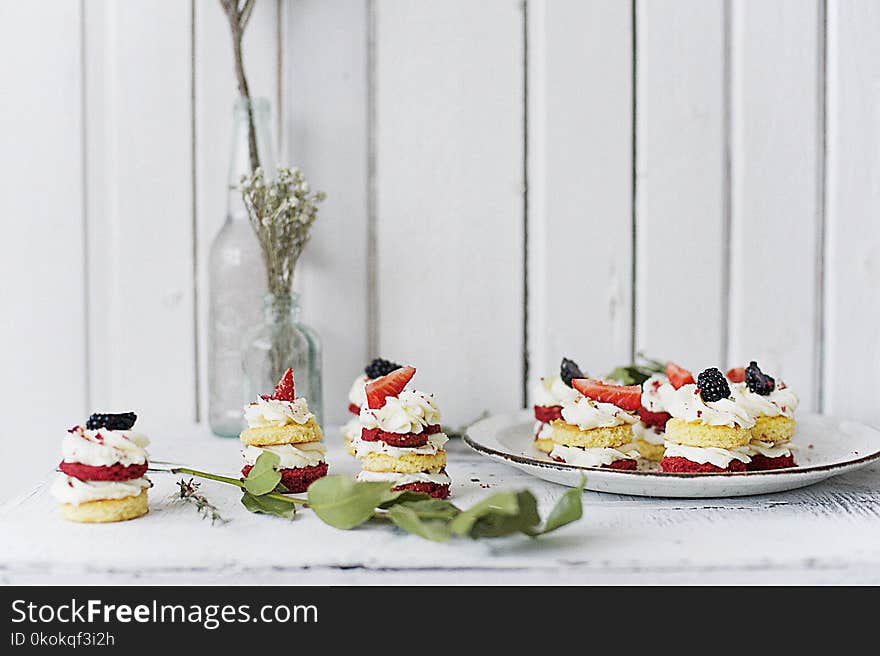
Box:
[219,0,260,172]
[172,478,229,525]
[241,166,326,297]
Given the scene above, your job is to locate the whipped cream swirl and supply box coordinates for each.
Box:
[560,396,637,430]
[51,474,151,506]
[641,374,673,412]
[62,426,149,467]
[348,374,368,408]
[747,440,794,458]
[356,469,450,486]
[244,397,313,428]
[353,432,448,458]
[549,444,639,468]
[632,421,665,445]
[533,375,580,407]
[664,442,751,468]
[242,442,326,469]
[659,383,755,428]
[732,383,799,418]
[359,389,441,434]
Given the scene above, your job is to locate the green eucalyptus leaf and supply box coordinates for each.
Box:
[386,505,453,543]
[241,490,297,520]
[395,498,461,520]
[449,490,540,538]
[307,476,399,530]
[377,490,432,509]
[532,475,585,535]
[243,452,282,496]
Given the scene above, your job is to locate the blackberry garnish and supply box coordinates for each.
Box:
[696,368,730,403]
[365,358,402,380]
[560,357,585,388]
[86,412,137,431]
[745,361,775,396]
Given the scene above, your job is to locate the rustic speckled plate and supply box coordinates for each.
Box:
[463,411,880,498]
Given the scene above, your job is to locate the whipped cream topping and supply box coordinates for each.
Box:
[534,421,554,439]
[632,421,665,445]
[353,432,448,458]
[659,383,755,428]
[663,442,751,468]
[748,440,794,458]
[51,474,151,506]
[549,444,639,468]
[244,396,313,428]
[533,375,580,407]
[348,374,368,408]
[359,389,441,434]
[62,426,149,467]
[356,469,451,486]
[242,442,326,469]
[560,396,637,430]
[342,417,361,441]
[641,374,673,412]
[732,383,799,418]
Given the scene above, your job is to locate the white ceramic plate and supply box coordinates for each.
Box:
[463,410,880,498]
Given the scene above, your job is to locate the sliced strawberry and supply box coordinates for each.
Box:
[666,361,695,389]
[366,366,416,409]
[726,367,745,383]
[571,378,641,412]
[637,406,671,430]
[272,368,296,401]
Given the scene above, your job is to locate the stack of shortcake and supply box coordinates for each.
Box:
[729,361,799,470]
[342,357,402,456]
[545,378,641,470]
[353,366,451,498]
[51,412,152,523]
[633,362,694,462]
[240,368,328,493]
[532,358,582,453]
[659,366,756,473]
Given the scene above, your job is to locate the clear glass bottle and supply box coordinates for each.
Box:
[242,293,323,424]
[208,98,275,437]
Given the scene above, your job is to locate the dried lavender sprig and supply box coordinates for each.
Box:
[172,478,230,526]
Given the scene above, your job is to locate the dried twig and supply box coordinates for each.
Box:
[172,478,229,525]
[219,0,260,172]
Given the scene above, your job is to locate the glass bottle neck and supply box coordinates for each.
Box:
[228,98,275,221]
[264,293,301,323]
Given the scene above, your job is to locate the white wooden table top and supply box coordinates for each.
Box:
[3,425,880,585]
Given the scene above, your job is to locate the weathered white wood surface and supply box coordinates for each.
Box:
[373,0,525,421]
[526,0,633,386]
[728,0,822,410]
[635,0,727,368]
[3,426,880,585]
[824,0,880,426]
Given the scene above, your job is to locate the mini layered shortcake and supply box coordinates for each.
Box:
[634,362,695,461]
[354,366,451,498]
[532,358,582,453]
[545,378,641,470]
[342,358,401,456]
[730,361,799,471]
[240,368,327,493]
[660,367,755,473]
[51,412,152,523]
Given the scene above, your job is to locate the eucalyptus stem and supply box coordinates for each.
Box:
[172,467,308,505]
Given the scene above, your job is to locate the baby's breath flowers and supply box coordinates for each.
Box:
[241,167,326,297]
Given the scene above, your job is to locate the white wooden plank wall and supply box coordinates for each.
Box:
[373,0,525,424]
[3,0,880,502]
[825,0,880,425]
[526,0,633,384]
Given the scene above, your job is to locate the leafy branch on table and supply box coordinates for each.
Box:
[173,452,585,543]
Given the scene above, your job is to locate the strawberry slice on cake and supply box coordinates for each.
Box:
[354,366,451,498]
[240,368,328,493]
[537,378,640,470]
[342,357,403,455]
